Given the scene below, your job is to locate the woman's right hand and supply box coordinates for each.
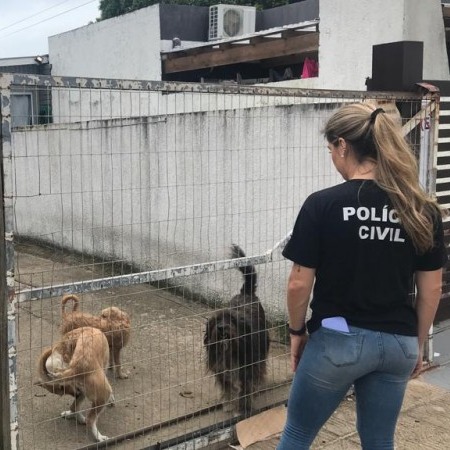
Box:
[290,334,309,372]
[411,346,424,379]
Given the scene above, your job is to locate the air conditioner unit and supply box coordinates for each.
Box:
[208,4,256,41]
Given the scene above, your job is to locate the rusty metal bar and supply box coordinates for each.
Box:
[0,69,17,450]
[1,72,422,100]
[17,231,292,302]
[420,87,441,364]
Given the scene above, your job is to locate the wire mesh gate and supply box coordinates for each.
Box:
[0,73,438,450]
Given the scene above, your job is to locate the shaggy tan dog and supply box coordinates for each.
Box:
[60,294,131,379]
[36,327,114,442]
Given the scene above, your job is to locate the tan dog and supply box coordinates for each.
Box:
[60,294,131,379]
[36,327,114,442]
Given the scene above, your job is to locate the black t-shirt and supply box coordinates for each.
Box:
[282,180,448,336]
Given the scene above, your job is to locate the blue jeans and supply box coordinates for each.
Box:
[277,326,418,450]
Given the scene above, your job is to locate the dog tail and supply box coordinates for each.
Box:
[34,347,69,394]
[61,294,80,315]
[35,348,79,388]
[231,244,257,296]
[36,347,54,384]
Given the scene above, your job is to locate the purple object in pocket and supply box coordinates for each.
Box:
[321,316,350,333]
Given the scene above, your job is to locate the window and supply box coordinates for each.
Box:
[11,93,34,128]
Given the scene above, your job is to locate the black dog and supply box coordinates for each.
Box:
[204,244,270,415]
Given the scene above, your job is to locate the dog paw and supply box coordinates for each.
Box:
[61,410,76,420]
[94,432,109,442]
[61,410,86,424]
[108,394,116,407]
[117,370,129,379]
[91,424,109,442]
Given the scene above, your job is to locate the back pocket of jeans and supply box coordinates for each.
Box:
[393,334,419,360]
[321,327,364,367]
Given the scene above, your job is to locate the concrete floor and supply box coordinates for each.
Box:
[232,377,450,450]
[422,318,450,391]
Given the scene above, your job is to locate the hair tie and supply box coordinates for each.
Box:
[370,108,385,123]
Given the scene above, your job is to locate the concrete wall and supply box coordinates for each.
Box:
[320,0,402,90]
[158,1,319,39]
[50,85,335,123]
[271,0,450,90]
[11,103,342,314]
[49,5,161,80]
[256,0,319,31]
[403,0,450,81]
[159,4,209,41]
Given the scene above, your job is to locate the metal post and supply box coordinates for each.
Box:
[418,100,433,363]
[418,84,440,364]
[0,175,11,449]
[428,88,441,365]
[0,73,17,450]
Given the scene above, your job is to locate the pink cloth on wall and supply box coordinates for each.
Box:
[301,58,319,78]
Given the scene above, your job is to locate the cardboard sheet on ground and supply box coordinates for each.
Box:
[236,405,287,448]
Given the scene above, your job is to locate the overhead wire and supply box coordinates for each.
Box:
[0,0,98,39]
[0,0,75,33]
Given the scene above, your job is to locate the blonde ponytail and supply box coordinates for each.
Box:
[324,102,443,253]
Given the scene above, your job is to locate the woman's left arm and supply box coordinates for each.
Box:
[412,268,443,377]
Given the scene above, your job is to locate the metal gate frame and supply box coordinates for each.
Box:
[416,83,441,365]
[1,72,15,450]
[0,73,440,449]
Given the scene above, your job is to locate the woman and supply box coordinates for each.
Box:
[277,103,447,450]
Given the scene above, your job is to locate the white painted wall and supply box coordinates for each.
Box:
[49,5,162,80]
[50,85,340,123]
[270,0,450,90]
[11,103,342,315]
[403,0,450,81]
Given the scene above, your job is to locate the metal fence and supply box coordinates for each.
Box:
[0,73,438,450]
[437,93,450,306]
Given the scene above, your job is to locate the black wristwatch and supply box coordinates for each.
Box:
[288,324,307,336]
